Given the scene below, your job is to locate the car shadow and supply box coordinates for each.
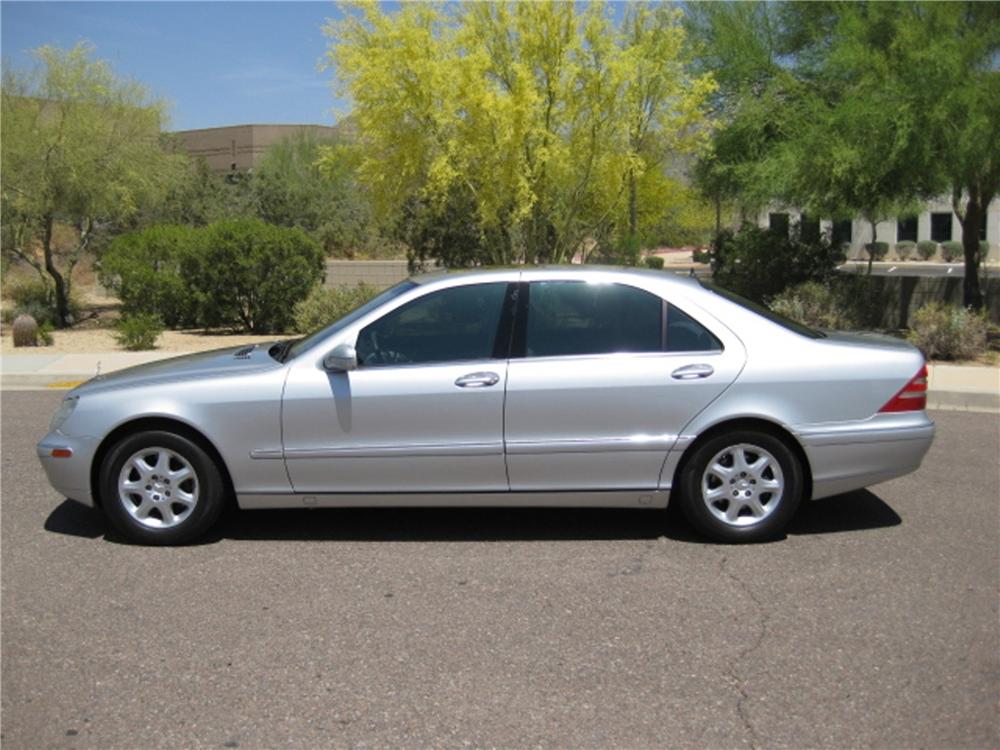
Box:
[44,488,900,545]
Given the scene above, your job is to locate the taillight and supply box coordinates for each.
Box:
[879,365,928,413]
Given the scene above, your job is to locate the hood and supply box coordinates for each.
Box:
[72,343,283,395]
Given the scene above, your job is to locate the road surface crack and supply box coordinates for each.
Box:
[719,553,769,749]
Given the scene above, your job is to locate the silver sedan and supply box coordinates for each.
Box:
[37,267,935,544]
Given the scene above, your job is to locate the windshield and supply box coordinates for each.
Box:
[698,281,826,339]
[286,280,419,359]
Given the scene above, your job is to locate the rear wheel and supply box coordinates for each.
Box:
[678,430,803,543]
[100,430,226,545]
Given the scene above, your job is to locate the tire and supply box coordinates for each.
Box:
[677,430,803,543]
[100,430,226,545]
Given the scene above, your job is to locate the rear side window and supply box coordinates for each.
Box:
[525,281,662,357]
[356,282,508,366]
[666,304,722,352]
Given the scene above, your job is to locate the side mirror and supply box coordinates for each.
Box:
[322,343,358,373]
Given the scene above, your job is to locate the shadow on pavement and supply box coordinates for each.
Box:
[44,488,900,545]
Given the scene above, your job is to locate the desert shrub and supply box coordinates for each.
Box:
[894,241,916,261]
[4,277,81,328]
[940,240,962,262]
[644,255,665,270]
[907,302,988,360]
[293,283,379,334]
[99,225,198,328]
[114,313,163,351]
[917,240,937,261]
[37,323,54,346]
[770,282,852,330]
[711,224,845,304]
[864,241,889,262]
[184,219,324,333]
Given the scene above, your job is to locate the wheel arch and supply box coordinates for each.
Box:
[671,417,813,501]
[90,417,236,509]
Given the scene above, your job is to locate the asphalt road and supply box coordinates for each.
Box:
[2,391,998,749]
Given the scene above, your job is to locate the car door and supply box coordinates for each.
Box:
[504,278,745,491]
[281,281,514,494]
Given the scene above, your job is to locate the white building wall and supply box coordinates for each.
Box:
[757,196,1000,263]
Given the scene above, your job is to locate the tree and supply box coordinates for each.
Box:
[1,43,185,326]
[256,131,373,257]
[322,1,714,265]
[691,2,1000,306]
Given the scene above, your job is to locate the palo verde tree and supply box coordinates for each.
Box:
[1,43,185,326]
[322,1,715,266]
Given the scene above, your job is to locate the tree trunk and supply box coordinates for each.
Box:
[41,215,71,328]
[960,197,984,310]
[628,172,638,239]
[867,217,878,276]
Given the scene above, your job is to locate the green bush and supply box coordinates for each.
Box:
[941,240,962,262]
[864,241,889,262]
[907,302,988,361]
[917,240,937,261]
[184,220,324,333]
[100,225,198,328]
[114,313,164,351]
[980,240,990,261]
[710,224,845,305]
[38,322,54,346]
[643,255,665,270]
[102,220,324,334]
[692,247,712,264]
[894,241,916,261]
[293,283,379,334]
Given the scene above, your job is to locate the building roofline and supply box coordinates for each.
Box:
[170,123,338,135]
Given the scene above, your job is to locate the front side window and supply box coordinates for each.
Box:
[525,281,662,357]
[356,282,508,367]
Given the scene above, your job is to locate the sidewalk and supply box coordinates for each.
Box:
[2,350,997,412]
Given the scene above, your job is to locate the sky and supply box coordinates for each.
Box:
[0,1,350,130]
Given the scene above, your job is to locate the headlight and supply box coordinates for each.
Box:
[50,396,79,431]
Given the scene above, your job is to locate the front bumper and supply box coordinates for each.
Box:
[36,431,101,506]
[797,414,935,500]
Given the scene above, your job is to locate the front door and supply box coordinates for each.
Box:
[281,282,513,494]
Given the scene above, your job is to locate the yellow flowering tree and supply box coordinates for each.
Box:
[323,1,715,264]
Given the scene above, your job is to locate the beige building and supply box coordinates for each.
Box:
[171,123,340,173]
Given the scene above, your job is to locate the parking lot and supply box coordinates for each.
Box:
[2,390,997,749]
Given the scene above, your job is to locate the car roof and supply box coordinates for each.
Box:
[411,264,702,289]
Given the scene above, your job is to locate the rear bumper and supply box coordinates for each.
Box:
[796,415,935,500]
[36,431,99,506]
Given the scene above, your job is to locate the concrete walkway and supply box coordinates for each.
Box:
[2,349,997,412]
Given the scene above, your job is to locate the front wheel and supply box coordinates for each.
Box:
[100,430,226,545]
[677,430,803,543]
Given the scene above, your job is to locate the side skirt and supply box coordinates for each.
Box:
[237,489,671,510]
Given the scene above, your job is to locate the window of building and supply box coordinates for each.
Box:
[799,214,821,243]
[356,282,508,366]
[525,281,662,357]
[768,213,790,236]
[931,212,954,242]
[897,216,918,243]
[832,219,852,246]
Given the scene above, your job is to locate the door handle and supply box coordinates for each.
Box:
[671,364,714,380]
[455,371,500,388]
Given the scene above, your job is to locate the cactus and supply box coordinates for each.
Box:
[12,314,39,347]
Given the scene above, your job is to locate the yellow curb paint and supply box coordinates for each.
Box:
[45,381,85,388]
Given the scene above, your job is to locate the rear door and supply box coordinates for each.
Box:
[503,278,745,491]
